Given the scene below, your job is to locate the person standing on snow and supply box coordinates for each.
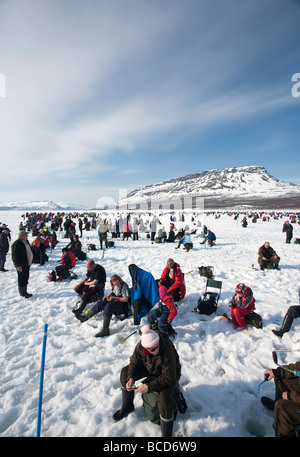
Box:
[11,230,33,298]
[282,220,293,244]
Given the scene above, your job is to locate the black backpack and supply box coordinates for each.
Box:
[196,292,218,315]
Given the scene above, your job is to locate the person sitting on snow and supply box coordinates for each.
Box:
[258,241,280,270]
[66,235,82,258]
[225,283,256,330]
[112,325,181,437]
[75,274,130,337]
[158,258,186,302]
[48,247,76,281]
[175,231,193,251]
[272,305,300,338]
[147,285,177,335]
[261,361,300,437]
[205,230,216,246]
[72,260,106,317]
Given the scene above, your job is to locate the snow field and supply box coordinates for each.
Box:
[0,210,300,437]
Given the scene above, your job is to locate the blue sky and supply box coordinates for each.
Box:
[0,0,299,208]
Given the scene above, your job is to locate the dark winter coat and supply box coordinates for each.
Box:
[273,361,300,405]
[0,231,9,253]
[11,239,32,268]
[127,331,181,393]
[258,244,278,261]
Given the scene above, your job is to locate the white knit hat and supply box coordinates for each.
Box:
[140,325,159,349]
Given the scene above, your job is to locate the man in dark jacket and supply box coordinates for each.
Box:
[282,221,293,243]
[72,259,106,316]
[0,228,10,271]
[113,325,181,437]
[258,241,280,270]
[261,361,300,436]
[11,231,33,298]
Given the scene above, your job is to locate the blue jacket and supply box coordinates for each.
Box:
[206,231,216,241]
[129,264,160,325]
[180,234,192,244]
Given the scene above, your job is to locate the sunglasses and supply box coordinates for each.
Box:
[147,344,159,353]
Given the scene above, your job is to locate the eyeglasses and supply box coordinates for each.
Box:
[147,345,159,353]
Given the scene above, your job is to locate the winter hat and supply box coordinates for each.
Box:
[235,283,246,295]
[140,325,159,349]
[159,285,173,301]
[19,230,28,236]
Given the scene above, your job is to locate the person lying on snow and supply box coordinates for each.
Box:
[48,247,76,282]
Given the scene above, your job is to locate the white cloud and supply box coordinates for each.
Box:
[0,0,299,204]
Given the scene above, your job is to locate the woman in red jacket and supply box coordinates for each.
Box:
[158,258,186,302]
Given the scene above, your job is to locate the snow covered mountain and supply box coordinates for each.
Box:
[0,200,88,211]
[117,166,300,210]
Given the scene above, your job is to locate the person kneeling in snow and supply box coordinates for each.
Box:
[226,283,256,330]
[48,247,76,281]
[147,285,177,335]
[112,325,181,437]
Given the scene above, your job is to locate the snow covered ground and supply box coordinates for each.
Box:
[0,209,300,438]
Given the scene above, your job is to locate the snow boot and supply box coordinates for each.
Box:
[19,286,32,298]
[160,416,174,437]
[95,314,111,337]
[24,288,33,298]
[18,286,26,297]
[72,300,86,317]
[77,308,96,322]
[112,389,135,421]
[272,314,293,338]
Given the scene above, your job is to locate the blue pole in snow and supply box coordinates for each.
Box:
[37,323,48,437]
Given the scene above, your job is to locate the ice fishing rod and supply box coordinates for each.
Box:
[119,330,138,342]
[37,324,48,437]
[257,374,269,393]
[272,350,300,377]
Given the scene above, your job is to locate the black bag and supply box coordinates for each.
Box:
[197,292,218,315]
[88,243,96,250]
[107,241,115,248]
[245,312,263,329]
